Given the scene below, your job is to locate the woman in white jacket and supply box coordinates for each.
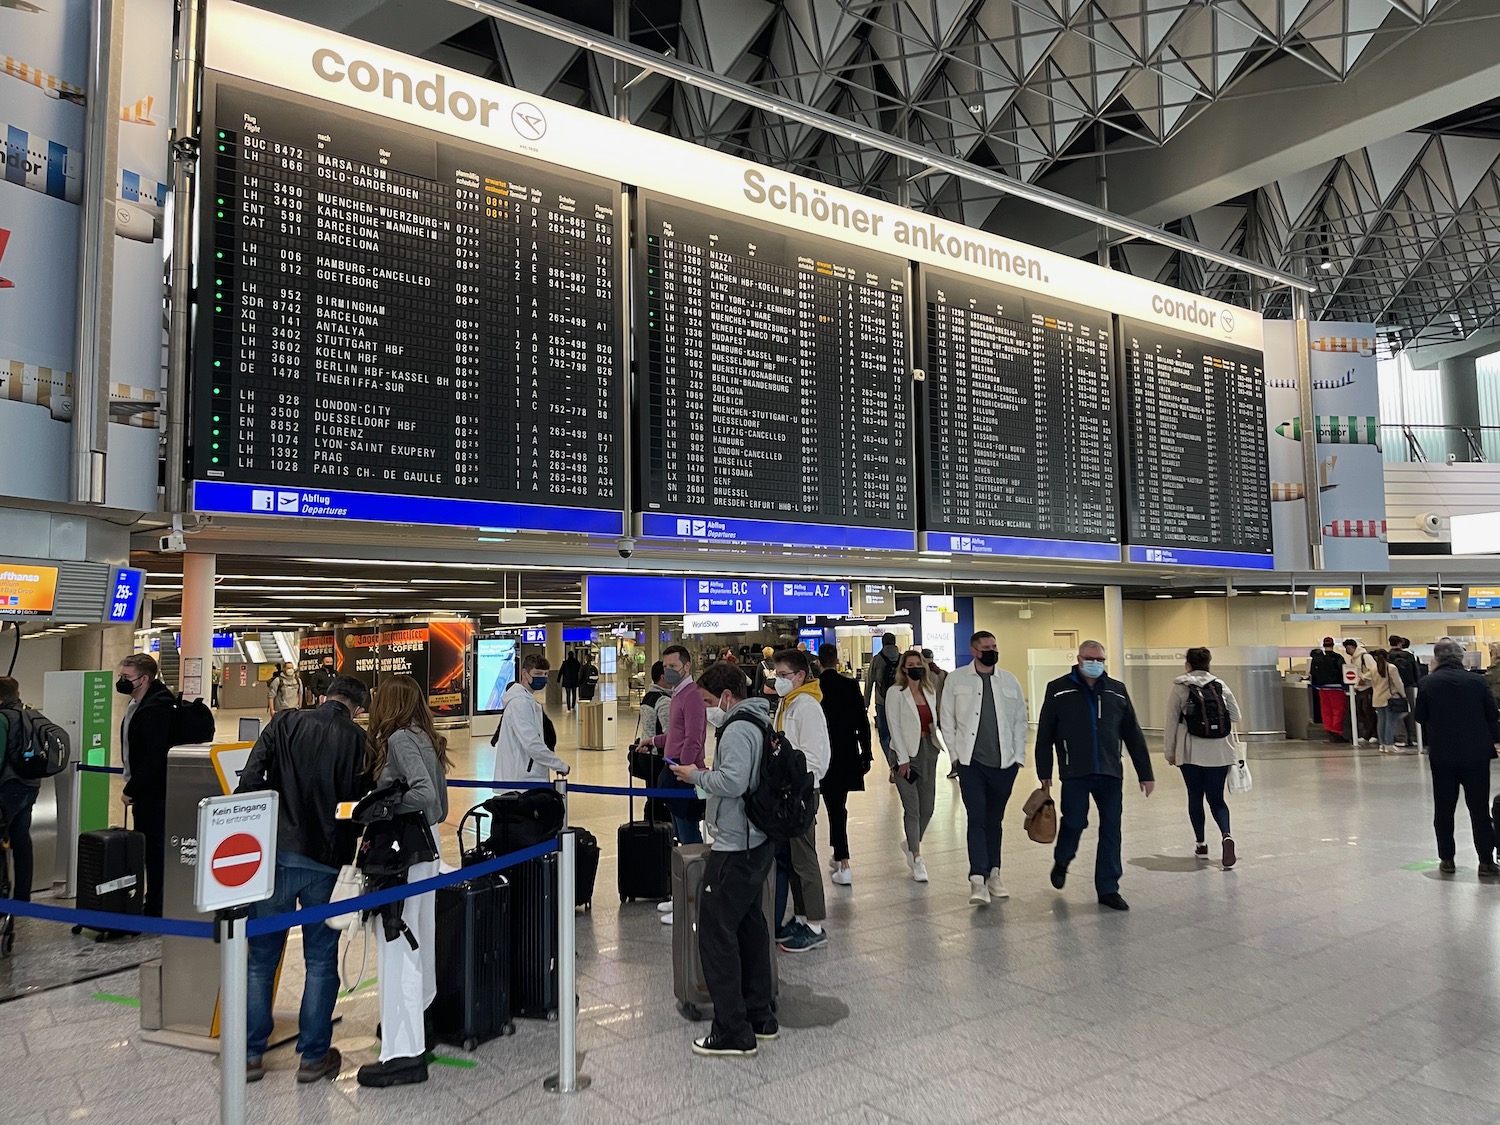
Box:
[888,649,945,883]
[493,654,570,783]
[1164,647,1242,869]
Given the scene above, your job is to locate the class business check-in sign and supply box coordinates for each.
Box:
[195,792,279,912]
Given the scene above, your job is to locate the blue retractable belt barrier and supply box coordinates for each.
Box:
[0,898,214,939]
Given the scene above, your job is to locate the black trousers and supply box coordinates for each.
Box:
[1430,760,1495,862]
[133,797,167,917]
[0,780,39,901]
[1181,763,1231,842]
[822,786,850,862]
[698,842,774,1046]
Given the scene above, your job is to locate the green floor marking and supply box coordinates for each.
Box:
[92,992,141,1007]
[430,1055,477,1069]
[1402,860,1440,871]
[338,977,378,996]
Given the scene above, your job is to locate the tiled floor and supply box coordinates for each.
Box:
[5,705,1500,1124]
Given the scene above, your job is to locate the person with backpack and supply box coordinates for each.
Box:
[0,677,39,902]
[268,661,302,715]
[666,661,777,1057]
[1387,636,1422,747]
[558,651,581,711]
[1163,647,1242,869]
[863,633,902,765]
[636,661,674,744]
[578,654,601,703]
[770,648,831,953]
[118,654,180,918]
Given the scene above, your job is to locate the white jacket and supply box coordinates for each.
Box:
[1163,671,1242,768]
[776,690,831,785]
[889,682,946,766]
[938,663,1028,768]
[493,683,569,783]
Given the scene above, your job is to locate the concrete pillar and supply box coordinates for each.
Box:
[544,623,565,709]
[1440,356,1481,462]
[1104,586,1125,672]
[645,616,661,668]
[180,552,215,696]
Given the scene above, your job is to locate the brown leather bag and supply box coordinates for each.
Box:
[1022,787,1057,844]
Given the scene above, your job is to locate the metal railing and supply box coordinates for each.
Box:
[1378,424,1500,463]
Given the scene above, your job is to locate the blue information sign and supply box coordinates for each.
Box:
[105,566,145,625]
[521,628,547,644]
[690,578,772,615]
[640,513,916,552]
[562,627,598,643]
[582,576,687,615]
[1126,545,1275,570]
[771,582,851,616]
[924,532,1122,563]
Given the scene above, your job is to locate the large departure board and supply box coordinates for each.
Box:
[639,196,910,533]
[921,269,1119,553]
[1120,319,1272,563]
[193,77,621,511]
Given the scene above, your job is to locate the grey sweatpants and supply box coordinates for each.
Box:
[893,735,940,854]
[787,813,826,919]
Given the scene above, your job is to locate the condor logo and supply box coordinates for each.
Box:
[311,48,504,127]
[1151,293,1228,331]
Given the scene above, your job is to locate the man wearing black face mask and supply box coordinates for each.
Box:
[117,654,178,917]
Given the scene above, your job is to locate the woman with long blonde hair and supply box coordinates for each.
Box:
[357,675,450,1089]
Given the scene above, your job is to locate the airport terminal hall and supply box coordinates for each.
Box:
[12,1,1500,1123]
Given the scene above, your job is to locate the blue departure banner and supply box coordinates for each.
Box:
[692,578,772,615]
[583,576,688,615]
[192,481,623,537]
[1126,545,1276,570]
[583,575,852,616]
[639,513,916,552]
[771,582,851,616]
[105,566,146,625]
[923,532,1122,563]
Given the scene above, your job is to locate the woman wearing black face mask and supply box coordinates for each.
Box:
[888,650,946,883]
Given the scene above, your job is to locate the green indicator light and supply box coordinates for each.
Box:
[212,457,219,463]
[218,130,226,139]
[218,144,226,152]
[215,306,222,313]
[212,430,220,436]
[213,388,221,395]
[212,443,219,450]
[212,416,220,423]
[649,289,654,296]
[217,211,224,218]
[216,197,224,205]
[214,360,221,367]
[215,279,223,286]
[216,251,223,259]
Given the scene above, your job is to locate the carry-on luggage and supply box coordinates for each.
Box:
[430,873,514,1050]
[508,851,560,1020]
[671,843,779,1021]
[618,758,673,904]
[458,789,564,866]
[573,826,601,910]
[73,825,146,939]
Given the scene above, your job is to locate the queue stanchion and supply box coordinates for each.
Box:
[217,906,250,1125]
[545,776,589,1094]
[1414,686,1424,754]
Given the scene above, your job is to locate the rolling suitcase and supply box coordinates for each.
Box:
[73,823,145,939]
[430,873,514,1050]
[618,765,673,904]
[671,843,779,1022]
[509,851,560,1020]
[573,827,601,910]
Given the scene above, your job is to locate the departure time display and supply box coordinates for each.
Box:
[193,77,621,509]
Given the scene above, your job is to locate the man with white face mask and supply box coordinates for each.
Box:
[770,648,831,953]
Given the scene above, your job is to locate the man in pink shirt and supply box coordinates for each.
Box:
[644,644,708,847]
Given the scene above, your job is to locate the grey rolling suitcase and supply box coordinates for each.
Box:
[671,843,778,1021]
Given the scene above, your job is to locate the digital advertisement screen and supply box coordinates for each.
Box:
[0,564,59,618]
[475,637,517,714]
[1312,587,1353,612]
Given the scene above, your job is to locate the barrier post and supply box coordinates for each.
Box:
[545,778,589,1093]
[1348,682,1359,745]
[217,906,250,1125]
[1414,686,1424,754]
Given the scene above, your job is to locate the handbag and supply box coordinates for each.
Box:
[1227,759,1253,795]
[324,862,366,932]
[1021,787,1057,844]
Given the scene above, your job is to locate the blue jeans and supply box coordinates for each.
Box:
[656,764,704,846]
[247,851,340,1063]
[957,762,1019,878]
[874,704,893,766]
[1377,706,1401,747]
[1053,774,1124,896]
[0,780,39,901]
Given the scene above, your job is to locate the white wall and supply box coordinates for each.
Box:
[8,634,64,701]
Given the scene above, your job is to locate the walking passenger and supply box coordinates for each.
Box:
[1370,649,1409,754]
[940,632,1027,905]
[888,649,943,883]
[817,643,872,886]
[771,648,830,952]
[1163,647,1241,868]
[0,678,38,904]
[1036,641,1154,911]
[1414,637,1499,877]
[667,663,776,1057]
[558,650,581,711]
[358,675,450,1088]
[864,633,902,767]
[493,654,570,783]
[237,675,371,1083]
[268,661,302,715]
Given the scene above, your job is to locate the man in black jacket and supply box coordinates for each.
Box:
[235,675,371,1083]
[1035,641,1154,911]
[817,643,872,886]
[118,654,178,918]
[1386,636,1424,748]
[1413,638,1499,877]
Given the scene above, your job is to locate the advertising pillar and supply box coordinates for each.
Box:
[179,552,215,697]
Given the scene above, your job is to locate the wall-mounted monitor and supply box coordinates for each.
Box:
[1466,586,1500,611]
[1388,586,1429,611]
[1311,586,1353,612]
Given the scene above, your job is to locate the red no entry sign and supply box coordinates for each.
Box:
[212,833,263,888]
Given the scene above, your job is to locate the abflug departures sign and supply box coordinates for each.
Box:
[196,0,1269,565]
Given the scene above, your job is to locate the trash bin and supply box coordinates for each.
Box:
[578,701,605,750]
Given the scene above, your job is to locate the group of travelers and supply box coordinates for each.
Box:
[1308,634,1424,751]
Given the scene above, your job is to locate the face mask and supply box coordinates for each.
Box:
[706,705,727,728]
[906,667,925,680]
[663,667,684,687]
[774,676,796,697]
[1080,660,1106,679]
[977,651,999,668]
[115,676,136,695]
[529,675,549,691]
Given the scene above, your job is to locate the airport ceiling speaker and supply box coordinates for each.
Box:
[499,607,528,624]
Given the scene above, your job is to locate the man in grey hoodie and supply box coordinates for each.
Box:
[668,661,775,1057]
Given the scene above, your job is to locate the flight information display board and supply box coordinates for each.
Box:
[639,195,913,549]
[921,269,1119,560]
[1120,319,1272,567]
[193,76,622,525]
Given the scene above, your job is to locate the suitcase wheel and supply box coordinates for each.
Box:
[71,925,83,935]
[678,1001,704,1022]
[463,1037,478,1052]
[502,1022,516,1037]
[621,895,629,903]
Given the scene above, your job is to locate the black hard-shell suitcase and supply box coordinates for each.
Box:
[618,756,673,903]
[73,827,145,938]
[671,844,778,1021]
[509,851,560,1020]
[431,873,514,1050]
[573,827,601,910]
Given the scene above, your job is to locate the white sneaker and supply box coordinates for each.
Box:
[660,911,673,925]
[828,856,839,874]
[986,868,1009,899]
[900,842,914,870]
[656,900,672,913]
[831,867,852,886]
[912,857,929,883]
[969,876,991,905]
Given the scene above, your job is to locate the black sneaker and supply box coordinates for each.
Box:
[692,1032,757,1057]
[297,1049,342,1084]
[1050,862,1068,890]
[1479,862,1500,878]
[246,1057,265,1083]
[752,1018,779,1041]
[1440,859,1457,874]
[356,1054,427,1087]
[1098,893,1130,911]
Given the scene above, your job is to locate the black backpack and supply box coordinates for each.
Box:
[168,694,216,745]
[1182,679,1230,739]
[727,714,816,841]
[876,651,899,695]
[3,706,71,780]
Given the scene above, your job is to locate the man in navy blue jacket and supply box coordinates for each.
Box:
[1414,637,1499,877]
[1035,640,1154,911]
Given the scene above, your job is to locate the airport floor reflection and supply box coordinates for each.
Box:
[6,709,1500,1125]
